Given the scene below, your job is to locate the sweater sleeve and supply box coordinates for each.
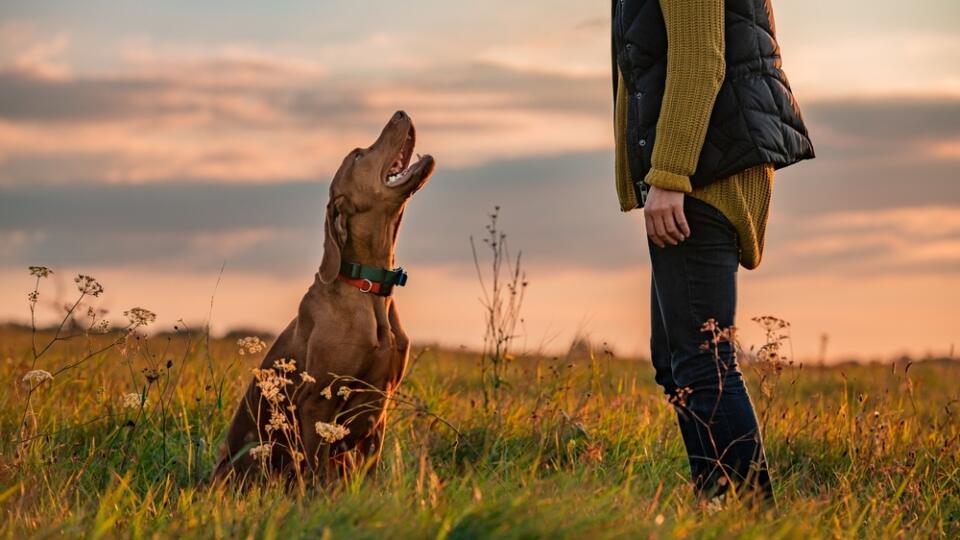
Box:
[644,0,726,193]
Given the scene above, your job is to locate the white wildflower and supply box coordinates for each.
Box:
[314,421,350,443]
[249,442,273,461]
[320,385,332,400]
[703,496,724,515]
[22,369,53,389]
[237,336,267,356]
[301,372,316,384]
[266,409,289,433]
[273,358,296,373]
[121,392,148,409]
[255,380,284,404]
[337,386,353,399]
[252,367,294,405]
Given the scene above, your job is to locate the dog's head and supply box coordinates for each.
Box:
[319,111,436,283]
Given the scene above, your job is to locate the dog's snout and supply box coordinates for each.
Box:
[392,111,408,123]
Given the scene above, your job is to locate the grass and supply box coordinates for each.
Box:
[1,321,958,539]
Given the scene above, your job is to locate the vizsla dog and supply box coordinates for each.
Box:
[213,111,435,484]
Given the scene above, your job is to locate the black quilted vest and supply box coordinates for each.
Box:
[612,0,814,201]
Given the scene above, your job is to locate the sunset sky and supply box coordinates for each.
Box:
[1,0,958,362]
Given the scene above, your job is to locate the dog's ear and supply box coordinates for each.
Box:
[319,197,350,284]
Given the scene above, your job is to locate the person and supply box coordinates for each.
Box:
[611,0,814,501]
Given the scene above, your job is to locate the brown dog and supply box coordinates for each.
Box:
[213,111,435,483]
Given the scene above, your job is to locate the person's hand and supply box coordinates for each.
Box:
[643,185,690,247]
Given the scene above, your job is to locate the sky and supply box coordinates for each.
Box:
[1,0,958,362]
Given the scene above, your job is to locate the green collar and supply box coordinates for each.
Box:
[338,261,408,296]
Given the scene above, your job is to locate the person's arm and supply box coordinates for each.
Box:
[643,0,725,247]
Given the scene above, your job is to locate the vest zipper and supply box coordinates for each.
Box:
[616,0,626,52]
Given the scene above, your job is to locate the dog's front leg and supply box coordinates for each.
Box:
[296,393,342,482]
[387,299,411,379]
[357,417,387,475]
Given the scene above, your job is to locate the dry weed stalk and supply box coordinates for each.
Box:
[470,206,528,418]
[237,362,459,489]
[14,266,161,462]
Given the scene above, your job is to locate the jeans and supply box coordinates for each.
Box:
[648,196,772,499]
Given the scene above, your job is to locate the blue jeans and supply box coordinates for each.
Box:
[648,196,772,499]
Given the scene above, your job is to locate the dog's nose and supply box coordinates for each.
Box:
[392,111,408,123]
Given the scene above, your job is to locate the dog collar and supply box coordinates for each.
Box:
[338,261,408,297]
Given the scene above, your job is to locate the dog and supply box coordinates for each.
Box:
[213,111,435,484]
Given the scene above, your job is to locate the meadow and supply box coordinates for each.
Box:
[1,268,958,539]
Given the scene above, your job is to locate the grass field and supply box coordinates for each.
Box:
[1,313,958,539]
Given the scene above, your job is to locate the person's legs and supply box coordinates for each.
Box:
[648,196,772,499]
[651,276,717,489]
[649,277,677,395]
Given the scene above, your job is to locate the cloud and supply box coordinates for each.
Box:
[0,21,71,79]
[0,53,617,184]
[0,71,168,122]
[785,32,960,100]
[0,26,958,281]
[0,23,957,187]
[1,42,959,186]
[2,149,958,282]
[813,206,960,236]
[803,97,960,160]
[2,0,960,359]
[573,17,607,32]
[762,205,960,278]
[0,152,640,273]
[0,229,45,259]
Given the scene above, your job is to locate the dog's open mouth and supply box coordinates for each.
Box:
[384,124,429,188]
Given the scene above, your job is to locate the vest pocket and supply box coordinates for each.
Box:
[633,91,646,132]
[633,92,653,173]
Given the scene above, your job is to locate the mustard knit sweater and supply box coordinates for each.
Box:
[614,0,774,270]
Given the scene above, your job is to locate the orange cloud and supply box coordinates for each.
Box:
[928,139,960,160]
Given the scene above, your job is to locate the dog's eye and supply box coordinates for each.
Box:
[354,152,363,161]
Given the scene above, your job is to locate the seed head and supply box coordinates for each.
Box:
[252,367,292,404]
[265,409,289,433]
[237,336,267,356]
[29,266,53,278]
[74,274,104,297]
[22,369,53,389]
[314,421,350,443]
[121,392,148,409]
[124,307,156,327]
[273,358,296,373]
[249,442,273,461]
